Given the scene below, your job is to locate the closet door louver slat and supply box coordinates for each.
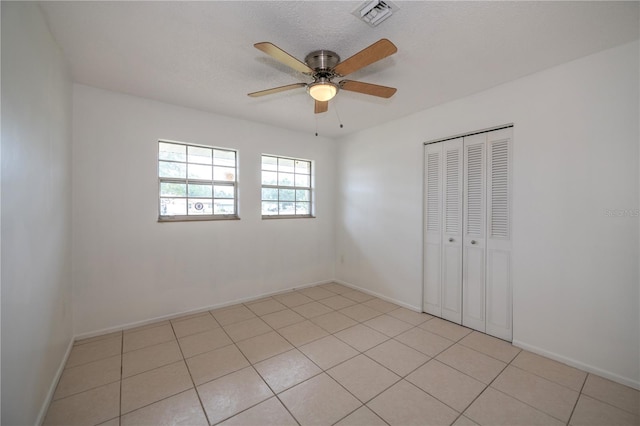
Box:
[489,140,510,239]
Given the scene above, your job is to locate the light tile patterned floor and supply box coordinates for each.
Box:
[43,283,640,426]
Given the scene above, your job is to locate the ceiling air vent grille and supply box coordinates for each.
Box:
[352,0,398,27]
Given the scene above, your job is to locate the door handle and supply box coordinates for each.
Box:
[449,238,454,242]
[471,240,477,245]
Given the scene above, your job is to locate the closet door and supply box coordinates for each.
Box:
[423,143,443,316]
[485,128,513,341]
[441,138,463,324]
[462,133,486,332]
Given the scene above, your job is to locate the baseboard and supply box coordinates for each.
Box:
[74,278,334,341]
[512,340,640,391]
[334,279,422,312]
[36,337,74,425]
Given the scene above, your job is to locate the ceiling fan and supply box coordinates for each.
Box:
[248,39,397,114]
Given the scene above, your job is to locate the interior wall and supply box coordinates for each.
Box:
[72,84,337,335]
[335,41,639,388]
[1,2,74,424]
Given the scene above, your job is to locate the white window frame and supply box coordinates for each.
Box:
[158,140,239,222]
[261,154,314,219]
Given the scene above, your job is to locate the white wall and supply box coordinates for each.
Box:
[1,2,74,424]
[72,85,337,335]
[335,41,639,388]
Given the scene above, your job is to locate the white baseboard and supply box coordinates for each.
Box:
[334,279,422,312]
[512,340,640,391]
[36,337,74,425]
[74,279,334,341]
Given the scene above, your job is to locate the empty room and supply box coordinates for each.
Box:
[2,1,639,425]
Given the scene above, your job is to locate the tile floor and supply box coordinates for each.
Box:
[43,283,640,426]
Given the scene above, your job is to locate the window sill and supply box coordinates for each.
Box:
[261,215,316,220]
[158,215,240,223]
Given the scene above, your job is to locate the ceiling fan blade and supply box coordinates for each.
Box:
[339,80,397,98]
[248,83,306,97]
[315,100,328,114]
[333,39,397,77]
[254,42,314,74]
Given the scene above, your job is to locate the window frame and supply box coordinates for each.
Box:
[157,139,239,222]
[261,154,314,219]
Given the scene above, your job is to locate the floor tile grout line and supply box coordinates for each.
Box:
[452,344,517,424]
[52,378,122,403]
[59,352,122,373]
[215,322,302,426]
[576,375,640,418]
[456,337,522,364]
[507,362,586,394]
[488,364,582,423]
[119,330,123,425]
[566,373,589,426]
[120,387,200,421]
[167,320,211,426]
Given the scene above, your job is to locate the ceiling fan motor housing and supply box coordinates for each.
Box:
[305,50,340,77]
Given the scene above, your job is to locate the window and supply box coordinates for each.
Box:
[261,155,313,218]
[158,140,238,221]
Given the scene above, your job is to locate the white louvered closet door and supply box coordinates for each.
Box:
[485,128,513,341]
[423,143,443,316]
[441,138,463,324]
[424,127,513,341]
[462,133,487,332]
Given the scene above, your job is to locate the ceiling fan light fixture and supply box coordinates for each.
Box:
[308,80,339,102]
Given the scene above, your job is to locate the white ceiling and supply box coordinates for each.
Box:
[40,1,639,138]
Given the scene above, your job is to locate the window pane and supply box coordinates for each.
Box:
[214,166,236,181]
[295,160,310,174]
[295,174,310,187]
[188,146,212,165]
[262,188,278,201]
[296,202,310,215]
[296,189,310,202]
[214,149,235,167]
[279,188,295,201]
[188,199,213,215]
[214,185,234,198]
[160,198,186,216]
[278,173,294,186]
[159,142,186,162]
[278,158,295,173]
[159,161,187,178]
[160,182,186,197]
[262,156,277,171]
[262,201,278,215]
[188,184,212,198]
[188,164,212,180]
[262,171,277,185]
[279,202,295,215]
[214,199,235,215]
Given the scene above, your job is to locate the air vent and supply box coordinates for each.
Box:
[352,0,398,27]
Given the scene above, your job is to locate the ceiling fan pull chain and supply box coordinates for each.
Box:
[334,101,344,129]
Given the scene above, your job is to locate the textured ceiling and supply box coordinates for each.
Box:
[40,1,639,138]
